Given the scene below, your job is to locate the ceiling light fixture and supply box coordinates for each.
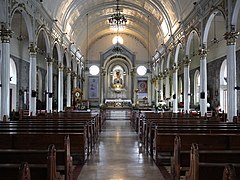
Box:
[108,0,127,31]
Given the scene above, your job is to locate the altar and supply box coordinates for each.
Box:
[105,99,132,107]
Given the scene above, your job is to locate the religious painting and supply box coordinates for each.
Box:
[89,77,99,99]
[138,79,148,93]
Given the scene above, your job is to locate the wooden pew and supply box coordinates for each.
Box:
[153,132,240,165]
[185,143,240,180]
[0,144,58,180]
[0,132,87,165]
[0,135,73,180]
[222,164,238,180]
[147,122,240,158]
[171,136,240,180]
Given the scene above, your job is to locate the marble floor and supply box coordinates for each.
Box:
[77,110,165,180]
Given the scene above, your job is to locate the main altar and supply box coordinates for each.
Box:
[105,98,132,107]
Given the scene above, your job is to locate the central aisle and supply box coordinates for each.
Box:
[78,110,164,180]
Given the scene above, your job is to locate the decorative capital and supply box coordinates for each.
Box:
[172,63,178,72]
[28,43,37,54]
[198,47,208,58]
[46,56,53,63]
[0,25,12,43]
[183,56,191,65]
[67,68,72,74]
[164,69,169,77]
[159,73,164,79]
[224,31,239,45]
[101,70,106,76]
[58,63,64,71]
[72,72,77,77]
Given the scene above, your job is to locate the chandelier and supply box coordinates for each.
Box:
[108,0,127,31]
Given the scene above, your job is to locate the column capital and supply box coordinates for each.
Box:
[172,63,179,72]
[198,47,208,58]
[224,31,239,45]
[28,43,37,54]
[183,56,191,66]
[72,72,77,77]
[67,68,72,74]
[58,63,64,71]
[159,73,164,79]
[164,69,169,77]
[46,56,54,63]
[0,25,12,43]
[101,70,106,76]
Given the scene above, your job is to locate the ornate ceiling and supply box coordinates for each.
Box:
[41,0,194,55]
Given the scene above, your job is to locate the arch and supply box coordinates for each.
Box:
[186,30,200,57]
[53,42,63,63]
[194,70,200,105]
[203,9,226,45]
[10,58,17,111]
[160,58,164,73]
[10,7,34,42]
[174,43,182,64]
[232,0,240,28]
[36,27,51,55]
[166,51,172,70]
[219,59,227,113]
[10,58,17,85]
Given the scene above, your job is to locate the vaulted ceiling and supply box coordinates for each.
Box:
[42,0,195,55]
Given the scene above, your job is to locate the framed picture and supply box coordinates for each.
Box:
[138,79,148,93]
[89,77,99,99]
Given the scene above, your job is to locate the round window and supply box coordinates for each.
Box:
[137,66,147,76]
[89,65,100,75]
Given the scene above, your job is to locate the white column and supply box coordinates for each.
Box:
[45,70,49,112]
[29,44,37,116]
[73,73,77,89]
[67,70,72,107]
[184,57,191,113]
[47,57,53,113]
[199,48,208,116]
[159,73,164,101]
[100,69,105,104]
[172,64,178,113]
[224,31,239,121]
[155,78,159,106]
[58,63,64,112]
[0,27,12,120]
[165,70,170,106]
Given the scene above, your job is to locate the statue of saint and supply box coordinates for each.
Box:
[114,71,122,84]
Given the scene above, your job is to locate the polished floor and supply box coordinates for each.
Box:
[77,110,165,180]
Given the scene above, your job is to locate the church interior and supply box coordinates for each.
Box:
[1,0,240,179]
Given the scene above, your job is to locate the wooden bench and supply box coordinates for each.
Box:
[8,116,98,155]
[0,135,72,180]
[171,135,240,180]
[185,143,240,180]
[0,131,86,165]
[146,120,240,157]
[153,132,240,165]
[0,144,59,180]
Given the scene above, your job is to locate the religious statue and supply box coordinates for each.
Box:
[114,71,123,84]
[112,71,124,91]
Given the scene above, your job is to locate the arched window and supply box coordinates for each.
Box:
[178,77,183,102]
[194,70,200,105]
[220,60,227,113]
[10,58,17,85]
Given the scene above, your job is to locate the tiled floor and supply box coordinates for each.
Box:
[77,110,165,180]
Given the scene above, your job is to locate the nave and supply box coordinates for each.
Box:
[78,109,165,180]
